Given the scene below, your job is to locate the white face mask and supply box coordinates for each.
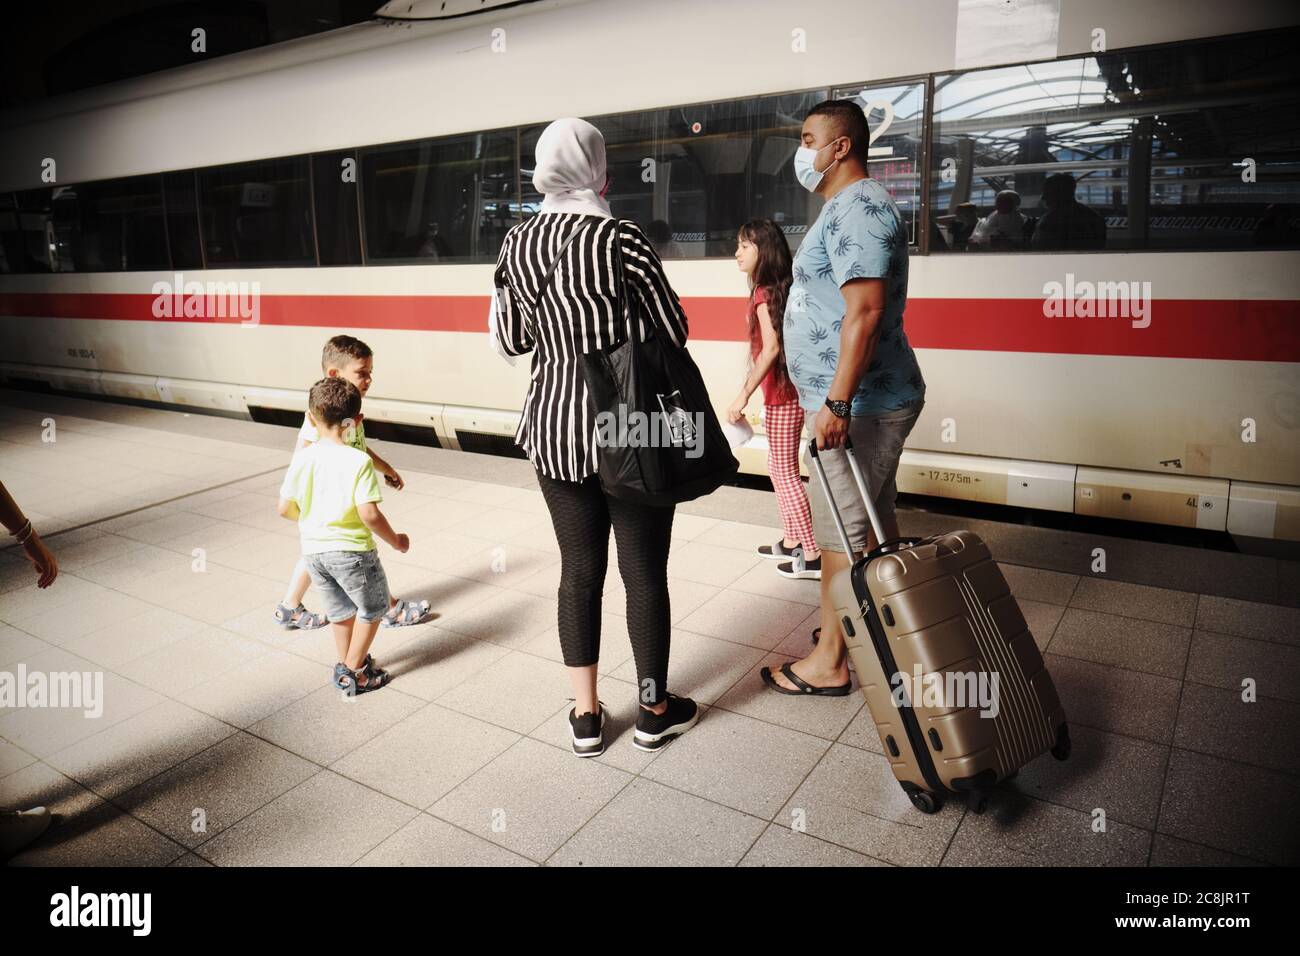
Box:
[793,137,843,193]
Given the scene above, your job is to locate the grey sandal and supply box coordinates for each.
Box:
[274,602,328,630]
[333,660,390,696]
[380,598,430,628]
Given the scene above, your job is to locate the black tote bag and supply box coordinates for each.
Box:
[581,225,738,506]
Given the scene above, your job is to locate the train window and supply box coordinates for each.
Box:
[360,130,516,264]
[0,193,20,274]
[41,175,171,273]
[313,151,362,266]
[522,90,830,258]
[1143,30,1300,250]
[831,81,926,248]
[930,57,1136,252]
[929,27,1300,253]
[163,171,202,269]
[197,156,315,267]
[11,188,56,272]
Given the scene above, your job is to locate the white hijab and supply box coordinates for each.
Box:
[490,117,612,365]
[533,117,612,218]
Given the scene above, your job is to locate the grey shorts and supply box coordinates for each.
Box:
[303,549,391,623]
[804,401,923,554]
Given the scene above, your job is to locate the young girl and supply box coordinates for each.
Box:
[727,219,821,580]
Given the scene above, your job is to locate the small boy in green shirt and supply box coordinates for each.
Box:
[278,377,409,695]
[273,334,427,630]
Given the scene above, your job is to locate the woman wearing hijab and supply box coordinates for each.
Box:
[490,117,698,758]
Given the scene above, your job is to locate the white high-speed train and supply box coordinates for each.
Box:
[1,0,1298,539]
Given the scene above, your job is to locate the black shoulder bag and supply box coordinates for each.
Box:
[578,222,738,506]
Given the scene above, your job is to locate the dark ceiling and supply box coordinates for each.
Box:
[0,0,379,110]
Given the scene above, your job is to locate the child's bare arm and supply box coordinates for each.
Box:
[367,448,404,489]
[277,497,300,520]
[357,502,408,551]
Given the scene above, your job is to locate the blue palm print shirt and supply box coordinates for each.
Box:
[784,177,925,416]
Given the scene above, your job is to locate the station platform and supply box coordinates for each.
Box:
[1,388,1296,867]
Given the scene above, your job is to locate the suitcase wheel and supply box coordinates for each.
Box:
[966,790,988,814]
[908,790,942,814]
[1050,724,1072,762]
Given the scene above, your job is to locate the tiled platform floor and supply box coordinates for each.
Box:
[2,392,1297,866]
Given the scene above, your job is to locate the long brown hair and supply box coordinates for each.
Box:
[739,218,793,394]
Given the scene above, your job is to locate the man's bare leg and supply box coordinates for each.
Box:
[769,512,899,691]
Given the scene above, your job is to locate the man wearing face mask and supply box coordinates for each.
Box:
[761,99,926,697]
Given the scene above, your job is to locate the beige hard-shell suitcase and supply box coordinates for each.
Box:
[809,438,1070,813]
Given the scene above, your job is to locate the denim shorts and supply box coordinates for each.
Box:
[804,401,923,554]
[303,549,391,623]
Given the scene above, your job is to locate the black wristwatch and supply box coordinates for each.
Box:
[824,397,851,419]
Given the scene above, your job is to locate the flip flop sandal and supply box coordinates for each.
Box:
[761,662,852,697]
[812,627,820,645]
[380,597,430,628]
[274,602,328,630]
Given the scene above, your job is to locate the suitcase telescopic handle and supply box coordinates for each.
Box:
[807,436,888,553]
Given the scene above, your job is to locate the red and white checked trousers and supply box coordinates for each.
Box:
[764,402,818,555]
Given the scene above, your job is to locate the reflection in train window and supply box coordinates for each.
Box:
[198,157,315,267]
[831,81,925,247]
[522,91,829,258]
[11,189,56,272]
[1145,30,1300,250]
[0,193,22,274]
[163,171,202,269]
[18,174,169,270]
[360,130,516,264]
[930,28,1300,253]
[313,151,363,266]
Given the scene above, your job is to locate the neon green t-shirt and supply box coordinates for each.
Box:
[279,441,383,553]
[299,412,366,451]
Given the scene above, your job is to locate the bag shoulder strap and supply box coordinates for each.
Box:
[608,219,639,345]
[609,219,682,351]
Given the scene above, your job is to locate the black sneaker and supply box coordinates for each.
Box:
[569,703,606,757]
[634,693,699,752]
[758,540,800,561]
[777,549,822,580]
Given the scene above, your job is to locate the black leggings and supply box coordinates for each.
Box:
[536,470,674,705]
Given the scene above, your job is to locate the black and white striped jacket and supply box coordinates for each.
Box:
[492,213,689,482]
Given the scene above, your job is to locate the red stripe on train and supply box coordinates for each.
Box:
[1,292,1297,362]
